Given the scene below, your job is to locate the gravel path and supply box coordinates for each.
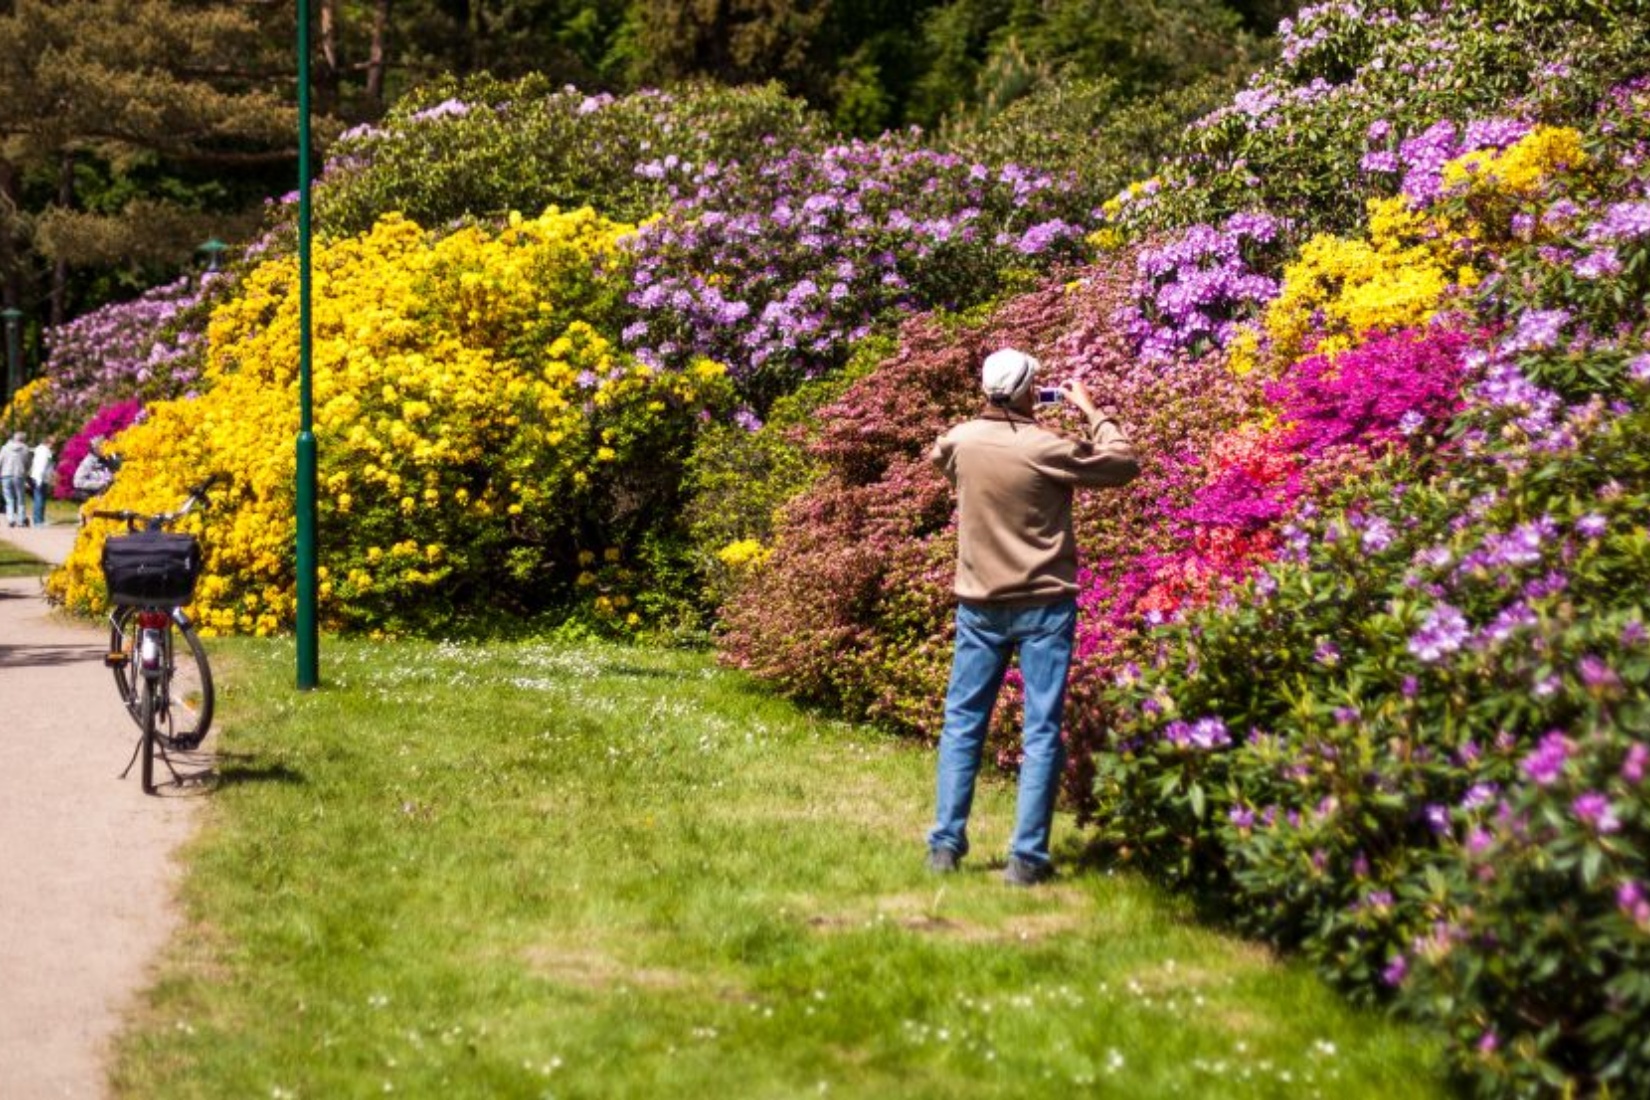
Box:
[0,524,200,1099]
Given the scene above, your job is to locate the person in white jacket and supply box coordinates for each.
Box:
[28,437,55,525]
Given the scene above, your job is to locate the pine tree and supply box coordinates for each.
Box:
[0,0,298,333]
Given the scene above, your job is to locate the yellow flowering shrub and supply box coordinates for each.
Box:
[48,208,732,635]
[1441,125,1587,202]
[716,538,772,570]
[1262,126,1588,367]
[0,376,47,427]
[1439,125,1589,247]
[1262,199,1459,363]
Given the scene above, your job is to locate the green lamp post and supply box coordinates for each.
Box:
[2,307,21,414]
[198,237,229,273]
[295,2,319,689]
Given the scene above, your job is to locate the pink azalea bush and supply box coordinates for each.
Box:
[56,398,145,498]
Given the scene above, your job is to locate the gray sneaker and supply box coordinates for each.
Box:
[1002,857,1054,887]
[926,847,960,873]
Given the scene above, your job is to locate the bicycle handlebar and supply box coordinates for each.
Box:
[90,473,229,531]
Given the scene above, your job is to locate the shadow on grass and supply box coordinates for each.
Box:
[144,748,307,797]
[1070,830,1251,934]
[594,661,682,680]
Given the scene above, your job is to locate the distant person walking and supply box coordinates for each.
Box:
[72,436,119,500]
[925,348,1139,886]
[29,437,55,526]
[1,431,31,527]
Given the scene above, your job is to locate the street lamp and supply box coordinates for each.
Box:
[2,308,21,415]
[295,2,319,689]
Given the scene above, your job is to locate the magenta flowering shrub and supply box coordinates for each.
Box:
[1265,327,1474,458]
[56,398,145,497]
[25,275,219,453]
[620,136,1093,404]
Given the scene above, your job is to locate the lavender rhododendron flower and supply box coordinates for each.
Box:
[621,137,1091,393]
[1164,716,1232,750]
[1520,731,1571,786]
[1408,603,1470,662]
[1503,309,1571,353]
[1574,249,1623,280]
[1572,792,1621,834]
[1126,213,1284,363]
[1619,881,1650,925]
[1577,655,1622,692]
[1584,201,1650,243]
[32,275,216,469]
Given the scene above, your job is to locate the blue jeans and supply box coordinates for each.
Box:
[929,598,1077,869]
[1,475,25,525]
[32,479,48,524]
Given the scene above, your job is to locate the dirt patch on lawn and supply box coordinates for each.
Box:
[799,884,1113,943]
[521,943,749,1002]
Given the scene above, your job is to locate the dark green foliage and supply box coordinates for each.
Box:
[314,76,828,235]
[940,74,1246,213]
[908,0,1267,130]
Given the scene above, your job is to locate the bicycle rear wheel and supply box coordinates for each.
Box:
[109,607,141,728]
[110,608,214,746]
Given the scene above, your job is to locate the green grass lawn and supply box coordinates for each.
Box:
[115,637,1451,1099]
[0,537,46,577]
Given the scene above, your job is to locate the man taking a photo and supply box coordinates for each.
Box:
[926,347,1139,886]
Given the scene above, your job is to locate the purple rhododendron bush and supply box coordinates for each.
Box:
[620,135,1092,406]
[0,274,226,493]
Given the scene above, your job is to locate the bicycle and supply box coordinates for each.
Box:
[93,475,224,794]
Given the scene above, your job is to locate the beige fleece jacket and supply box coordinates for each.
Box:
[930,407,1139,605]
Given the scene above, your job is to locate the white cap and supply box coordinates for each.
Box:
[981,348,1038,402]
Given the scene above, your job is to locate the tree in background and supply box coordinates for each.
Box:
[0,0,297,369]
[328,0,635,116]
[909,0,1267,130]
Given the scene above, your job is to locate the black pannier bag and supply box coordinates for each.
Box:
[101,530,203,607]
